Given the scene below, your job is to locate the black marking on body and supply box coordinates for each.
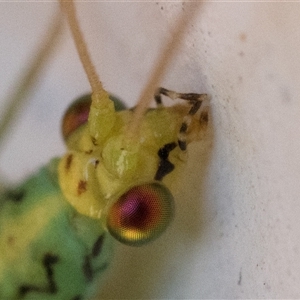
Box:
[155,142,176,181]
[83,256,93,282]
[92,235,104,257]
[179,122,188,133]
[19,253,59,297]
[178,140,187,151]
[91,137,98,146]
[82,235,107,282]
[4,189,25,202]
[94,160,99,168]
[66,154,73,171]
[43,254,59,293]
[77,180,87,195]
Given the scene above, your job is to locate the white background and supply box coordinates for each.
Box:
[1,1,300,299]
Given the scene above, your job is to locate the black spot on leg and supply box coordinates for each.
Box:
[4,189,25,202]
[188,100,202,116]
[177,92,203,101]
[158,87,169,96]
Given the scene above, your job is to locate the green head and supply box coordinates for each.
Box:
[58,92,192,246]
[58,0,208,247]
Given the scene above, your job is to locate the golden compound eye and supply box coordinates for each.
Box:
[62,94,126,141]
[62,94,91,141]
[107,182,174,246]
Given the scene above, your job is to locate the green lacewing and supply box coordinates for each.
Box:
[0,1,209,299]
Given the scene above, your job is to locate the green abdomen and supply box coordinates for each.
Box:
[0,158,112,300]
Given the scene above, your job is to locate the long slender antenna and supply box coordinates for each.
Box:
[60,0,104,95]
[0,8,63,152]
[128,2,202,136]
[60,1,202,141]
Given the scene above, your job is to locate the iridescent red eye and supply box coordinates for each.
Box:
[107,183,174,246]
[62,94,91,141]
[62,94,126,141]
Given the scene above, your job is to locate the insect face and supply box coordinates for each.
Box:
[58,88,207,246]
[0,2,209,299]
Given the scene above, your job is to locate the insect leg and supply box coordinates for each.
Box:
[155,87,208,150]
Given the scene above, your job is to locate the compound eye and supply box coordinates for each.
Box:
[62,94,126,141]
[62,94,91,141]
[107,182,174,246]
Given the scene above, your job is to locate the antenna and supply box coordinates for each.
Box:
[60,0,202,139]
[128,2,202,136]
[60,0,105,96]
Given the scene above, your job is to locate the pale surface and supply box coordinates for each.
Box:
[0,2,300,299]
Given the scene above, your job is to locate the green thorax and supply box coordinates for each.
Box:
[0,158,112,299]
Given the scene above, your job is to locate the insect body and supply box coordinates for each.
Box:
[0,1,209,299]
[0,159,112,299]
